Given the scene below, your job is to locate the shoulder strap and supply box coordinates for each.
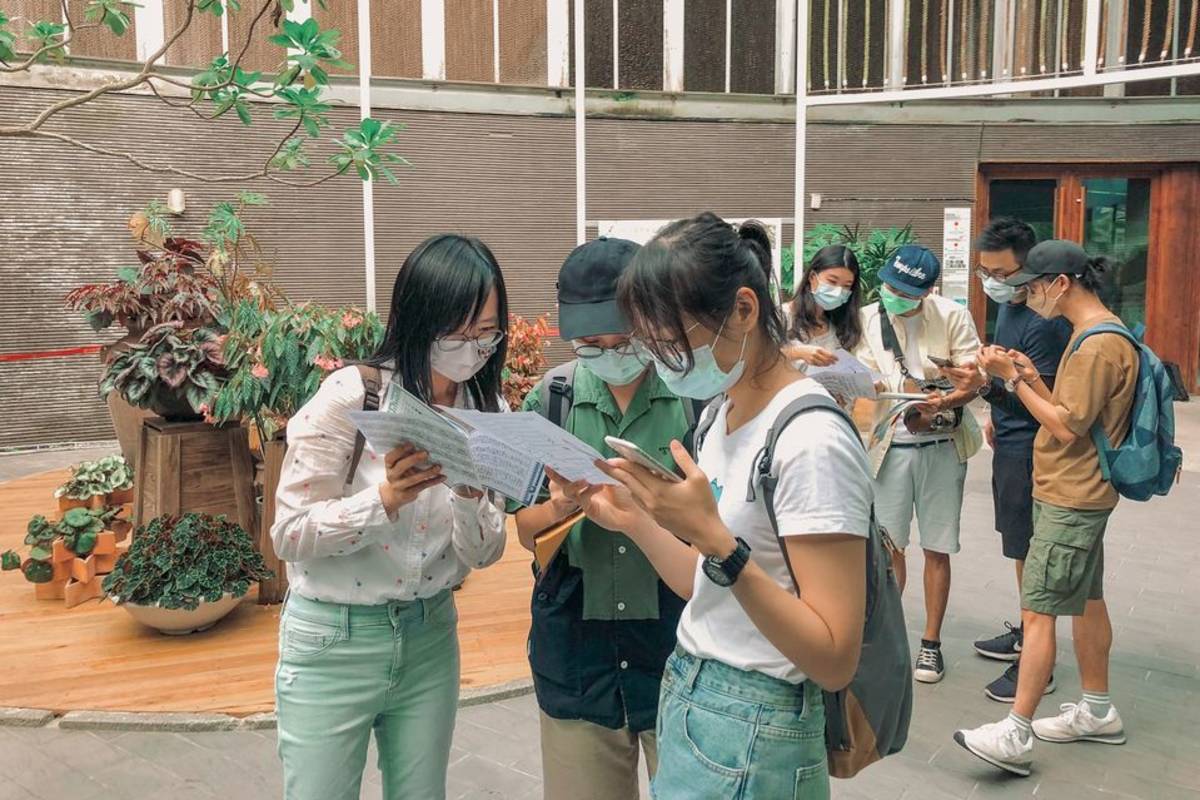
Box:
[690,394,725,456]
[1069,321,1139,355]
[347,365,383,484]
[538,361,578,428]
[751,394,863,592]
[878,300,917,383]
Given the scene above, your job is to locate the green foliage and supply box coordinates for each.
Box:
[1,550,21,571]
[0,11,17,63]
[54,455,134,500]
[271,16,352,87]
[101,322,227,416]
[212,302,384,438]
[57,507,105,556]
[800,223,919,304]
[5,509,121,584]
[196,0,240,17]
[102,513,272,610]
[330,118,409,184]
[26,20,68,63]
[85,0,135,36]
[779,245,797,302]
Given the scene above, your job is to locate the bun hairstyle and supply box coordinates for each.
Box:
[789,244,864,351]
[1076,255,1113,294]
[616,212,786,373]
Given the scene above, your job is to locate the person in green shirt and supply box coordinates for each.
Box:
[511,237,694,800]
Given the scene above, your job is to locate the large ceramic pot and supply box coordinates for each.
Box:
[115,592,244,635]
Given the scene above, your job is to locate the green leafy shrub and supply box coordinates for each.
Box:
[54,455,134,500]
[1,508,121,583]
[102,513,273,610]
[213,302,384,439]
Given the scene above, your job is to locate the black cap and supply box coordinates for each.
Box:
[1006,240,1089,286]
[556,237,640,340]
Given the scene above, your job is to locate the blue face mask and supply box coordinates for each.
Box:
[811,283,851,311]
[652,319,747,400]
[578,343,648,386]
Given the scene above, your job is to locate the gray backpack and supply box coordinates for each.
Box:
[694,393,913,778]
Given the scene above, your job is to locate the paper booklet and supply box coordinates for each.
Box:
[347,383,614,506]
[805,349,880,401]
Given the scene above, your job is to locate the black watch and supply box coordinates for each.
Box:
[702,537,751,587]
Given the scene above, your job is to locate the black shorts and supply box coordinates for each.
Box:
[992,450,1035,560]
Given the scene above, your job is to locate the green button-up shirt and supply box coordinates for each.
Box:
[513,362,692,621]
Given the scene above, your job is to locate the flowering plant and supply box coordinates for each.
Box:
[100,322,227,420]
[211,301,384,440]
[502,314,551,409]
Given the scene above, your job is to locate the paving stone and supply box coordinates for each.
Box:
[0,708,53,728]
[60,710,239,732]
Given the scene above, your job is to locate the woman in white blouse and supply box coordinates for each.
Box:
[783,244,865,369]
[271,234,510,800]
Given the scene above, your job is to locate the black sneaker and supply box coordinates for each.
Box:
[914,639,945,684]
[974,622,1023,662]
[984,662,1057,703]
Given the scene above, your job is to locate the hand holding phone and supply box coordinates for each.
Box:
[603,436,683,483]
[927,355,955,368]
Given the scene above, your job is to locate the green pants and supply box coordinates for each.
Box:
[1022,501,1110,617]
[275,591,460,800]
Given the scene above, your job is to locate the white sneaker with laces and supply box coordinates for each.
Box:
[1033,702,1126,744]
[953,717,1034,777]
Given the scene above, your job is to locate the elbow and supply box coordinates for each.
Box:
[813,649,861,693]
[1052,427,1079,445]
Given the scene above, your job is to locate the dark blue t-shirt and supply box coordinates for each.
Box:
[990,302,1072,455]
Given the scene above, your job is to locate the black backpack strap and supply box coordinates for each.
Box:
[538,361,578,428]
[347,365,382,484]
[878,301,917,384]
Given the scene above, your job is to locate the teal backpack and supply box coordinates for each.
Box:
[1068,322,1183,501]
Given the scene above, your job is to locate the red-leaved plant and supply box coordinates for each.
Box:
[502,314,551,410]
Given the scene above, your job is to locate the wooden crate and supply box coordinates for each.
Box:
[133,419,256,538]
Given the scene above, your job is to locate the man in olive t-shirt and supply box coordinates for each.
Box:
[954,241,1137,778]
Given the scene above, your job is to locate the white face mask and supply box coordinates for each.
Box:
[981,276,1019,304]
[573,340,648,386]
[430,339,492,382]
[652,317,748,400]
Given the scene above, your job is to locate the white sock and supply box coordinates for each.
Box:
[1082,691,1111,717]
[1008,711,1033,743]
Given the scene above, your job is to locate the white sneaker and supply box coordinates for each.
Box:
[953,717,1034,777]
[1032,702,1126,745]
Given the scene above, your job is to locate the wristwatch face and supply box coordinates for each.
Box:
[702,557,734,587]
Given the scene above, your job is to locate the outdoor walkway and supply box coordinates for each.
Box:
[3,403,1199,799]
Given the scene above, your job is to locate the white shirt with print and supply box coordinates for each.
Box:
[271,365,507,605]
[675,378,873,684]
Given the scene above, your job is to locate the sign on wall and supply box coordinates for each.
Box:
[941,207,972,305]
[597,218,786,292]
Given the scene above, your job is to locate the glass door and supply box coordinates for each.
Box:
[1080,177,1152,331]
[983,178,1059,338]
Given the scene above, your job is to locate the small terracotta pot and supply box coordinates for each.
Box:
[109,519,132,541]
[71,554,97,584]
[93,531,117,557]
[88,494,107,510]
[108,487,135,506]
[52,559,72,582]
[35,580,67,601]
[64,577,103,609]
[52,539,75,563]
[57,496,89,513]
[95,553,117,574]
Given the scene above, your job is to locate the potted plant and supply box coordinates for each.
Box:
[54,455,135,510]
[2,509,124,604]
[100,322,228,421]
[102,513,273,635]
[502,314,551,410]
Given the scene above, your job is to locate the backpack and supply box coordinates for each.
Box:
[537,360,707,452]
[1067,323,1183,501]
[693,393,913,779]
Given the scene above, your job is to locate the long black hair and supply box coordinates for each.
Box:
[616,212,786,374]
[369,234,508,412]
[789,244,863,351]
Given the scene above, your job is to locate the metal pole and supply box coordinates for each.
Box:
[1082,0,1101,76]
[795,0,809,294]
[357,0,377,312]
[574,0,587,245]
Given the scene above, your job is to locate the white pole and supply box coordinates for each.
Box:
[358,0,377,312]
[574,0,587,245]
[1082,0,1101,76]
[794,0,808,294]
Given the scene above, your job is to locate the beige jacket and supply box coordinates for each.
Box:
[854,294,984,477]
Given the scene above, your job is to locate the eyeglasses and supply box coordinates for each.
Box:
[975,266,1020,283]
[572,341,641,359]
[436,330,505,351]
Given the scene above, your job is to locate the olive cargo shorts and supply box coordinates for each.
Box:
[1021,500,1110,617]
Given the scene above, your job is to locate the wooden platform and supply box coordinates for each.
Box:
[0,469,535,715]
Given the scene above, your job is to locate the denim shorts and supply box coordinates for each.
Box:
[651,647,829,800]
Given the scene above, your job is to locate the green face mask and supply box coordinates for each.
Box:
[880,285,923,316]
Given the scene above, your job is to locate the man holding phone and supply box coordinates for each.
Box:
[855,245,984,684]
[940,218,1071,703]
[509,238,696,800]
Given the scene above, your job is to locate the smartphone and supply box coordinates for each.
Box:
[603,436,683,483]
[927,355,955,368]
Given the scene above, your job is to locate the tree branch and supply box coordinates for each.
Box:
[0,22,103,73]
